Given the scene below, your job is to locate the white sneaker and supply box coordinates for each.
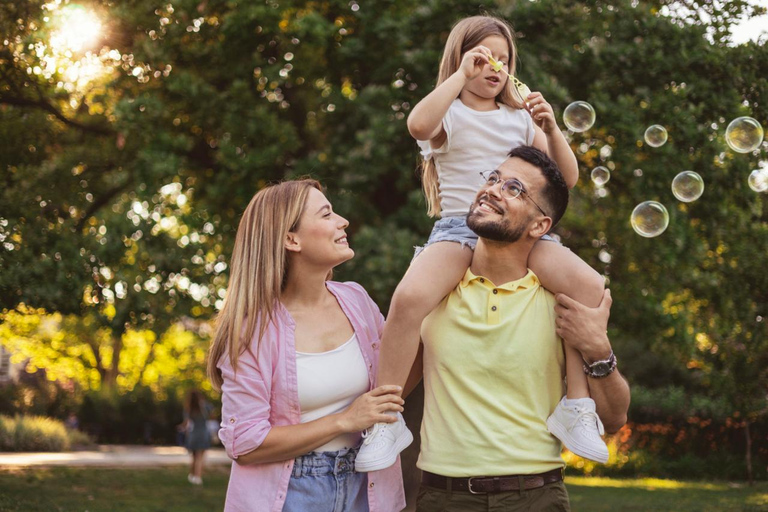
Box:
[355,412,413,472]
[546,397,609,463]
[187,474,203,485]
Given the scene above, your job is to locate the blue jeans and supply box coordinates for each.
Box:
[282,448,369,512]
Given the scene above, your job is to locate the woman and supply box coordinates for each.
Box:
[183,388,212,485]
[208,179,406,512]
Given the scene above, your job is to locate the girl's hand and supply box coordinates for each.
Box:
[337,385,404,433]
[526,92,557,134]
[458,45,492,81]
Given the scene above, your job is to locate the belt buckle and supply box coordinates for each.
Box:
[467,476,485,495]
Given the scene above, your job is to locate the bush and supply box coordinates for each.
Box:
[0,415,69,451]
[0,415,94,452]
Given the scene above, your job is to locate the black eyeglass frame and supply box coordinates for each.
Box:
[479,170,549,217]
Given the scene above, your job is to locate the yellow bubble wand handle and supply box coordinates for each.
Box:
[489,56,531,103]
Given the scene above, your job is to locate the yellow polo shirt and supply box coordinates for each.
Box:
[417,268,566,477]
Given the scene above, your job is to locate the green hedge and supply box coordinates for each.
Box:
[0,415,93,452]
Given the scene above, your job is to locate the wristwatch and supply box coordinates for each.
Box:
[582,351,617,378]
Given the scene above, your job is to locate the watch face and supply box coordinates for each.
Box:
[592,362,611,375]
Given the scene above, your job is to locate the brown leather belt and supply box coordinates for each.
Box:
[421,468,563,494]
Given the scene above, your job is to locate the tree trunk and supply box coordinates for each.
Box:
[745,421,753,486]
[102,333,123,388]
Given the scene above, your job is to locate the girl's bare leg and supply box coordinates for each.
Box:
[377,241,473,392]
[529,239,604,398]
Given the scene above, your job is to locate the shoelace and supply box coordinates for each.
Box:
[361,422,386,445]
[568,408,605,436]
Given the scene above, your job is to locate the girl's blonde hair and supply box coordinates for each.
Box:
[422,15,523,217]
[207,179,323,390]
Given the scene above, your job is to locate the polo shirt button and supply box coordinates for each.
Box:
[491,306,497,311]
[229,418,235,424]
[479,278,484,283]
[493,289,498,294]
[369,482,374,488]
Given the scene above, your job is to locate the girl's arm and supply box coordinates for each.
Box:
[407,46,492,143]
[236,385,404,465]
[527,92,579,189]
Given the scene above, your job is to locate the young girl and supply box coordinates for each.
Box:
[355,15,609,471]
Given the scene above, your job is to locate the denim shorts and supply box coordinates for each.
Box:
[282,447,369,512]
[414,216,556,259]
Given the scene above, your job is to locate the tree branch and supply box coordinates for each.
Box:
[0,94,114,135]
[76,177,135,231]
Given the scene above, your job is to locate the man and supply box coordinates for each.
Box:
[415,145,630,511]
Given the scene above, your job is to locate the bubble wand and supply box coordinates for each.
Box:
[488,56,531,104]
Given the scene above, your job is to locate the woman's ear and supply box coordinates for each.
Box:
[285,232,301,253]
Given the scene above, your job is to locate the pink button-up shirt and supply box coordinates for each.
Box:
[217,281,406,512]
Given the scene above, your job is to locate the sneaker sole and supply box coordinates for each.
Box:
[355,429,414,472]
[546,417,609,463]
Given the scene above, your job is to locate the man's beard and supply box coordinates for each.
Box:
[466,203,527,243]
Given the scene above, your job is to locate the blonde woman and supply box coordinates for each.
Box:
[208,179,406,512]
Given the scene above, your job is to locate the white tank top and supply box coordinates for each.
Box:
[417,98,535,218]
[295,333,370,452]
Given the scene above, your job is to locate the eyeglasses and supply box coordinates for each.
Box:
[479,170,549,217]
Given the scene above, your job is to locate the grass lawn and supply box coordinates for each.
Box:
[0,467,767,511]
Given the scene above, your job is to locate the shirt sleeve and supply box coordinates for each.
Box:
[416,107,453,159]
[217,348,273,461]
[345,281,386,339]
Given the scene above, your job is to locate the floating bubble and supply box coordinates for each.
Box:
[726,117,764,153]
[591,166,610,186]
[563,101,596,132]
[748,169,768,192]
[631,201,669,238]
[644,125,668,147]
[671,171,704,202]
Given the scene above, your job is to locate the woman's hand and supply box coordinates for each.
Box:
[337,385,404,433]
[526,92,558,134]
[458,45,491,81]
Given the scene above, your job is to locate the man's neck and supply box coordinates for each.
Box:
[469,237,533,285]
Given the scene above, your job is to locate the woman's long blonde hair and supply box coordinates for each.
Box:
[422,15,523,217]
[207,179,323,390]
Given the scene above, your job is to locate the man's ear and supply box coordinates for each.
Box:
[285,232,301,253]
[529,216,553,239]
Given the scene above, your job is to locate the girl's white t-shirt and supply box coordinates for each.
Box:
[295,333,369,452]
[417,98,535,218]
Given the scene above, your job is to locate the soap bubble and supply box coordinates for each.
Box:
[591,166,610,186]
[726,117,764,153]
[563,101,596,132]
[631,201,669,238]
[748,168,768,192]
[671,171,704,202]
[644,125,668,147]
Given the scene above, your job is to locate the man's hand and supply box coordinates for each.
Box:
[555,289,613,362]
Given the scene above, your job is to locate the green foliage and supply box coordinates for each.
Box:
[75,385,213,444]
[0,414,92,452]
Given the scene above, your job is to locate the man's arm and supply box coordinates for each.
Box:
[554,289,630,433]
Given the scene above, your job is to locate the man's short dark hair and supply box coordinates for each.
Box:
[506,146,569,228]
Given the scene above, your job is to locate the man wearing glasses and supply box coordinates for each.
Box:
[414,145,630,511]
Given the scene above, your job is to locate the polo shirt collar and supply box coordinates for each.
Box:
[460,268,539,292]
